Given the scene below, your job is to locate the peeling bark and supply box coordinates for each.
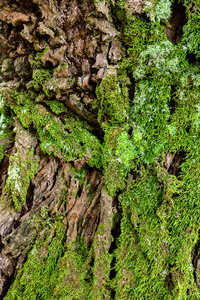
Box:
[0,0,200,299]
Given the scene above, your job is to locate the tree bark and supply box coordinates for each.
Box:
[0,0,200,299]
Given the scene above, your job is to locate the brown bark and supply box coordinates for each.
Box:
[0,0,198,299]
[0,0,122,297]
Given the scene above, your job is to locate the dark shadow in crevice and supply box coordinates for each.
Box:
[13,220,20,230]
[109,211,121,255]
[1,257,18,300]
[186,53,197,64]
[5,23,13,40]
[128,72,135,102]
[0,236,4,251]
[192,235,200,288]
[108,195,122,299]
[129,169,141,181]
[10,0,43,24]
[165,263,175,292]
[165,1,187,44]
[57,0,62,7]
[164,151,186,177]
[169,85,177,117]
[25,181,35,211]
[186,126,191,133]
[76,184,82,198]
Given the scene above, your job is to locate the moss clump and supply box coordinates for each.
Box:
[46,100,66,114]
[5,89,101,168]
[95,73,130,126]
[0,95,13,161]
[3,122,39,210]
[95,73,131,195]
[102,2,200,298]
[143,0,172,23]
[51,241,92,300]
[181,0,200,58]
[5,151,38,210]
[5,221,66,300]
[168,65,200,152]
[3,0,200,298]
[101,127,132,195]
[5,222,92,300]
[29,68,52,96]
[114,165,199,299]
[1,58,15,78]
[1,46,102,170]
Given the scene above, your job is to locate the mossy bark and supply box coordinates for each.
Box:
[0,0,200,299]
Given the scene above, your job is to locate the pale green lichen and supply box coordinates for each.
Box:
[143,0,171,23]
[5,149,39,211]
[4,0,200,298]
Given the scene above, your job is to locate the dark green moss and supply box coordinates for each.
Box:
[95,73,130,126]
[4,89,101,169]
[5,220,92,300]
[3,0,200,298]
[0,95,13,161]
[114,166,199,299]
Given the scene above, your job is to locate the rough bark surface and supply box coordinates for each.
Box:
[0,0,120,297]
[0,0,200,299]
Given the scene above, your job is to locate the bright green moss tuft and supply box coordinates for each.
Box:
[0,95,13,161]
[5,89,102,169]
[2,122,39,210]
[95,73,131,195]
[46,100,66,114]
[95,73,130,126]
[5,151,38,210]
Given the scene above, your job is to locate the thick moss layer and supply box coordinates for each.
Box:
[2,0,200,299]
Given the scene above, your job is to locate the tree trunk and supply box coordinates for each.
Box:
[0,0,200,299]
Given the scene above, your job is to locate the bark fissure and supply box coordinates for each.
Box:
[0,0,200,298]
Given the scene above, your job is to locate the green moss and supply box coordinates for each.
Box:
[4,1,200,298]
[114,166,199,299]
[95,73,131,195]
[4,89,101,169]
[143,0,172,23]
[97,5,191,196]
[5,221,66,300]
[181,0,200,58]
[30,68,52,96]
[102,127,129,195]
[5,222,92,300]
[102,2,200,298]
[3,124,39,210]
[0,94,13,161]
[114,8,167,72]
[168,65,200,151]
[46,100,66,114]
[1,58,15,77]
[51,242,92,300]
[95,73,130,126]
[29,47,49,69]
